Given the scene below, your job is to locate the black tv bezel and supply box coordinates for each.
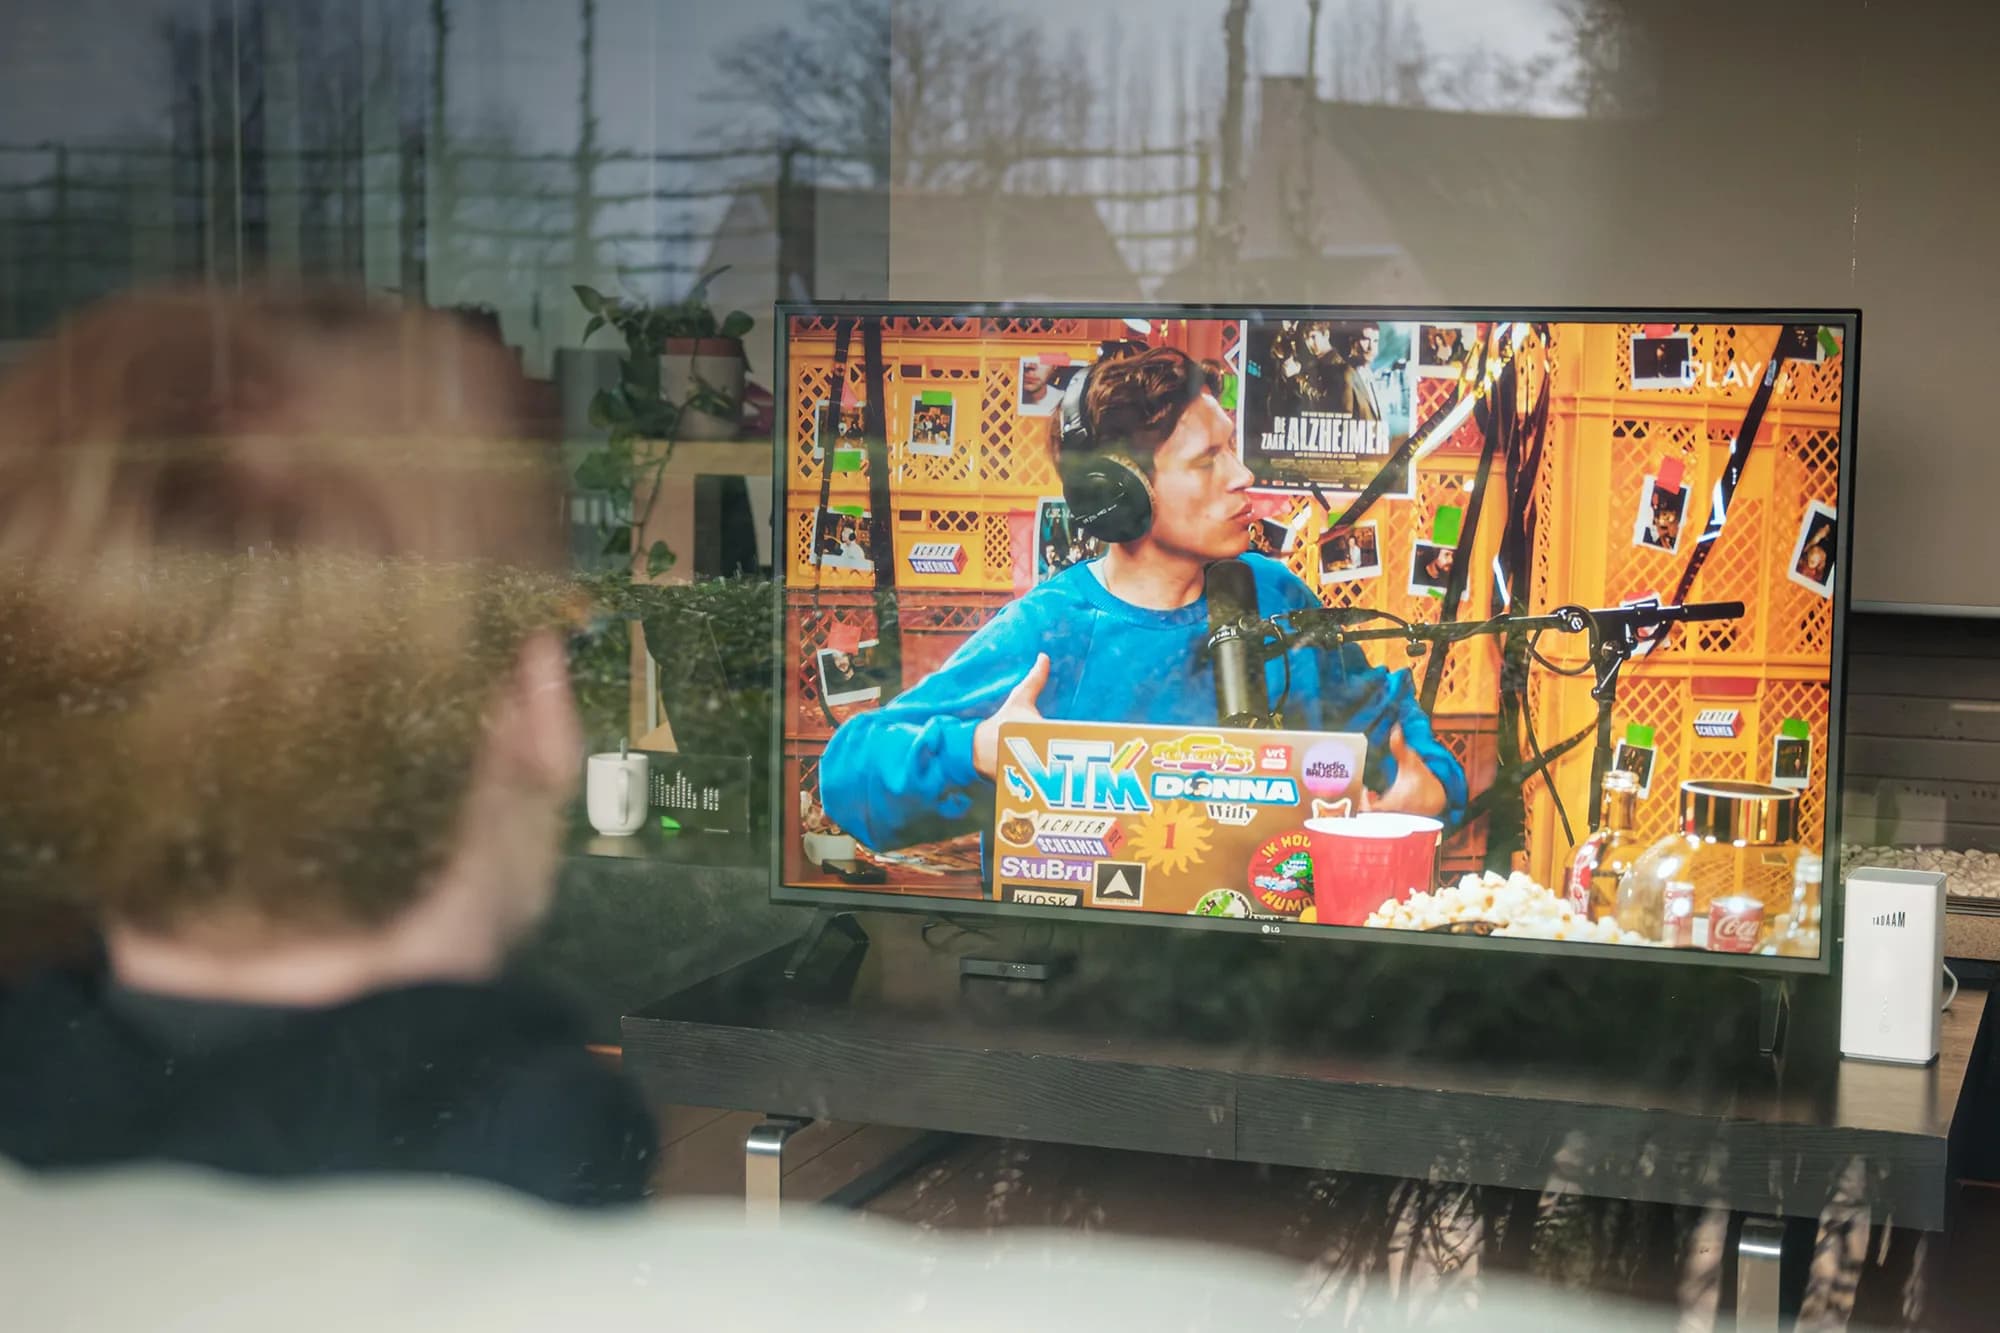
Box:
[769,302,1861,978]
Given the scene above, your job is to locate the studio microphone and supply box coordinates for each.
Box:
[1204,559,1271,727]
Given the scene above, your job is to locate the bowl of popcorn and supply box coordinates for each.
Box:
[1364,870,1656,947]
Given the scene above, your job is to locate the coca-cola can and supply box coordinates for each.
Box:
[1663,881,1695,948]
[1707,895,1765,954]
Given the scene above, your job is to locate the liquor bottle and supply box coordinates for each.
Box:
[1567,770,1642,921]
[1773,850,1824,958]
[1621,781,1803,951]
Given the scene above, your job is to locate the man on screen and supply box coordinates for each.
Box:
[818,346,1466,855]
[1330,322,1384,421]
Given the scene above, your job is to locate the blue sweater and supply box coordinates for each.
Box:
[818,553,1468,853]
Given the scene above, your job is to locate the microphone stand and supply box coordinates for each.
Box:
[1219,599,1745,833]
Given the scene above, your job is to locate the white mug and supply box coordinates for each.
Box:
[586,752,650,836]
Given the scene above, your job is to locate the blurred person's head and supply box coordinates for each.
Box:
[0,284,578,1004]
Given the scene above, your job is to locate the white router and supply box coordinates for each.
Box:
[1840,867,1948,1064]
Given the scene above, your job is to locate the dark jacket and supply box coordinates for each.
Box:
[0,967,656,1206]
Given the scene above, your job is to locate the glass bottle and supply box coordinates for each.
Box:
[1623,781,1803,951]
[1567,770,1642,921]
[1773,849,1824,958]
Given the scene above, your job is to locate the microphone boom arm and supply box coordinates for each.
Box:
[1208,599,1746,834]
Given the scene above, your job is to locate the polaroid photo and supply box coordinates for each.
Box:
[1255,507,1311,557]
[1034,496,1076,583]
[1611,740,1657,800]
[817,639,882,707]
[1018,356,1063,417]
[1417,323,1476,377]
[1771,731,1812,790]
[1409,541,1462,598]
[810,507,874,572]
[1630,334,1694,390]
[811,398,867,468]
[1774,324,1827,365]
[1318,521,1383,585]
[1787,500,1837,598]
[908,396,956,458]
[1632,476,1687,553]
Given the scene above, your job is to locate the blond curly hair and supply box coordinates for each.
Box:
[0,285,570,936]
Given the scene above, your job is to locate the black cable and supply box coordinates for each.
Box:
[1269,642,1295,723]
[921,916,994,951]
[1520,703,1573,847]
[1526,626,1593,677]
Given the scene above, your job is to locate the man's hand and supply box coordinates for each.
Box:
[1359,722,1447,817]
[972,653,1050,780]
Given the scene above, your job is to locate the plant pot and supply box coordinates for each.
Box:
[662,337,746,441]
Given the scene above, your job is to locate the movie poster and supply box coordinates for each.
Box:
[1241,318,1417,496]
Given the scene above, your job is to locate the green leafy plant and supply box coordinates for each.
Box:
[565,570,777,790]
[571,267,755,577]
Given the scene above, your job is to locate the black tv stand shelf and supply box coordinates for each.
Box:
[627,912,1981,1225]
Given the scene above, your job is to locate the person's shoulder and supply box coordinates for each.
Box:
[1006,563,1103,620]
[347,978,656,1205]
[473,1042,658,1206]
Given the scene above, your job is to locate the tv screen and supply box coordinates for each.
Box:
[774,307,1856,972]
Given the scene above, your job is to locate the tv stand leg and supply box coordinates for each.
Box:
[1735,1213,1784,1331]
[745,1115,812,1219]
[1753,977,1792,1058]
[783,909,869,981]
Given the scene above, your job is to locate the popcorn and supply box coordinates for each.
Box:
[1364,868,1658,946]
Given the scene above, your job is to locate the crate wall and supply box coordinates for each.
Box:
[785,319,1242,507]
[784,589,1012,742]
[1518,323,1845,892]
[787,494,1029,595]
[1523,664,1834,895]
[1253,453,1503,717]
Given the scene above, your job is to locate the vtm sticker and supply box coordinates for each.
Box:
[1004,737,1151,814]
[1092,860,1145,906]
[1247,830,1314,916]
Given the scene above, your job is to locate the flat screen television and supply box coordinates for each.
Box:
[772,305,1858,974]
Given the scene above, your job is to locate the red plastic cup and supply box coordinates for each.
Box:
[1306,813,1444,926]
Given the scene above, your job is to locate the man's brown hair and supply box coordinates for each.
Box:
[1053,344,1224,469]
[0,284,569,937]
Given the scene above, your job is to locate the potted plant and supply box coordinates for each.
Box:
[569,268,757,577]
[575,266,754,443]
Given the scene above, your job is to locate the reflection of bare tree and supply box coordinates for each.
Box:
[161,0,433,282]
[1288,0,1640,116]
[1556,0,1653,117]
[711,0,1095,192]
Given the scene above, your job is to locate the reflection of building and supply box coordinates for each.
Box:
[701,185,1140,317]
[1199,72,1858,313]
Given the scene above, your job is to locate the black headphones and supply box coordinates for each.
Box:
[1056,359,1158,545]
